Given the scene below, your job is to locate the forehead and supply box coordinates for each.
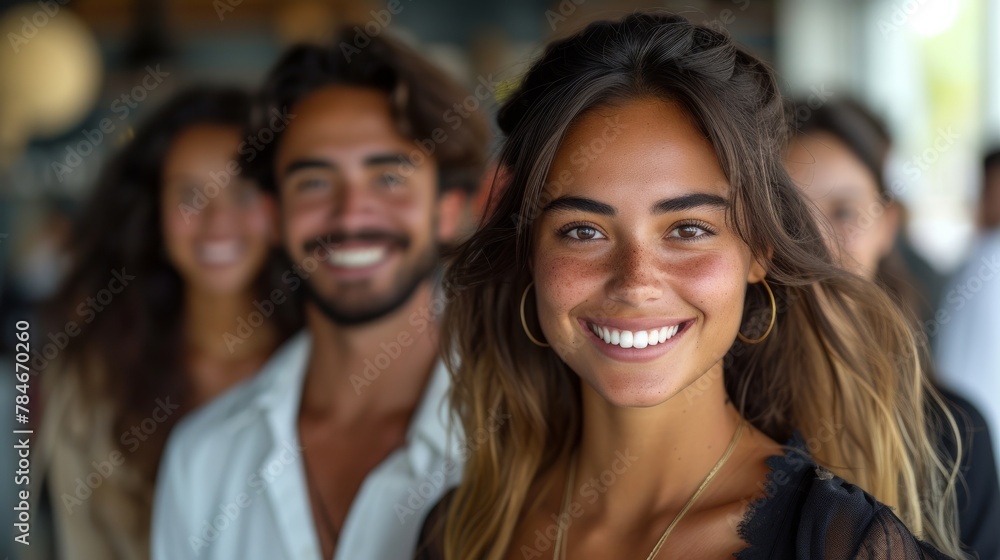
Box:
[164,124,239,174]
[276,85,413,163]
[546,98,729,202]
[786,132,879,201]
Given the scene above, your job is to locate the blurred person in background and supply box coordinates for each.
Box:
[785,98,1000,559]
[152,29,489,560]
[5,201,74,308]
[31,87,303,560]
[1,199,74,559]
[936,149,1000,477]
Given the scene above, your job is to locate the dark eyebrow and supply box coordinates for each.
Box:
[281,153,413,178]
[162,175,203,187]
[282,159,335,177]
[541,193,728,217]
[364,153,414,167]
[542,196,616,216]
[653,193,729,214]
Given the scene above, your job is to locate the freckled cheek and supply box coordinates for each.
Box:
[533,252,606,335]
[663,252,748,323]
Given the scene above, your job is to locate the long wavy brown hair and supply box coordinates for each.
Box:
[44,88,302,526]
[438,12,963,559]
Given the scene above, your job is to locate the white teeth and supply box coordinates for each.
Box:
[199,240,243,265]
[633,330,648,349]
[328,247,387,268]
[588,322,683,348]
[619,330,633,348]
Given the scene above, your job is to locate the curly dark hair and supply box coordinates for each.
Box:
[44,87,302,510]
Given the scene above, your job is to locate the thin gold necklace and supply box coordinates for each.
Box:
[552,421,746,560]
[303,456,339,558]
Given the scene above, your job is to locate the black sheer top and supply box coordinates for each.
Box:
[414,437,956,559]
[732,443,952,559]
[936,388,1000,560]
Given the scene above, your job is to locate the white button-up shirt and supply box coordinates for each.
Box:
[151,332,463,559]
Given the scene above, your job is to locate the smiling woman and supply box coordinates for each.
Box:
[530,100,762,400]
[33,88,303,560]
[416,11,966,560]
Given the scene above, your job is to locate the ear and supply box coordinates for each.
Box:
[875,201,901,260]
[436,188,468,243]
[746,244,772,283]
[747,258,768,284]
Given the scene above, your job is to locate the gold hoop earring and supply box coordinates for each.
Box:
[737,278,776,344]
[520,282,550,348]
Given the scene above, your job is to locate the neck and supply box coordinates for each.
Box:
[299,281,440,422]
[182,285,280,406]
[184,286,276,360]
[574,361,742,520]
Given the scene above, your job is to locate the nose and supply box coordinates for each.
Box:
[331,174,380,228]
[201,193,238,235]
[605,238,664,307]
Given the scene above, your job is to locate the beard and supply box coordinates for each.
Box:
[294,229,438,326]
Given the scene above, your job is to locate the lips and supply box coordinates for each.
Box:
[578,317,692,363]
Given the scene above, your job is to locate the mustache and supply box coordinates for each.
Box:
[303,230,410,254]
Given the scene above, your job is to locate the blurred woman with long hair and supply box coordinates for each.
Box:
[418,12,964,560]
[33,88,302,559]
[786,97,1000,559]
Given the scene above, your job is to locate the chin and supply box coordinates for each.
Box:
[582,372,685,409]
[190,271,254,296]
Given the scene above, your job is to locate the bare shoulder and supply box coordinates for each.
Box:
[664,425,786,556]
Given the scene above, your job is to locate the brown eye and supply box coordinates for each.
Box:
[234,182,260,205]
[180,186,199,205]
[565,226,605,241]
[831,206,857,223]
[668,224,712,240]
[377,172,406,189]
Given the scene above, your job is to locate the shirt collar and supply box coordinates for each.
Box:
[402,360,458,472]
[251,330,311,418]
[250,330,457,471]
